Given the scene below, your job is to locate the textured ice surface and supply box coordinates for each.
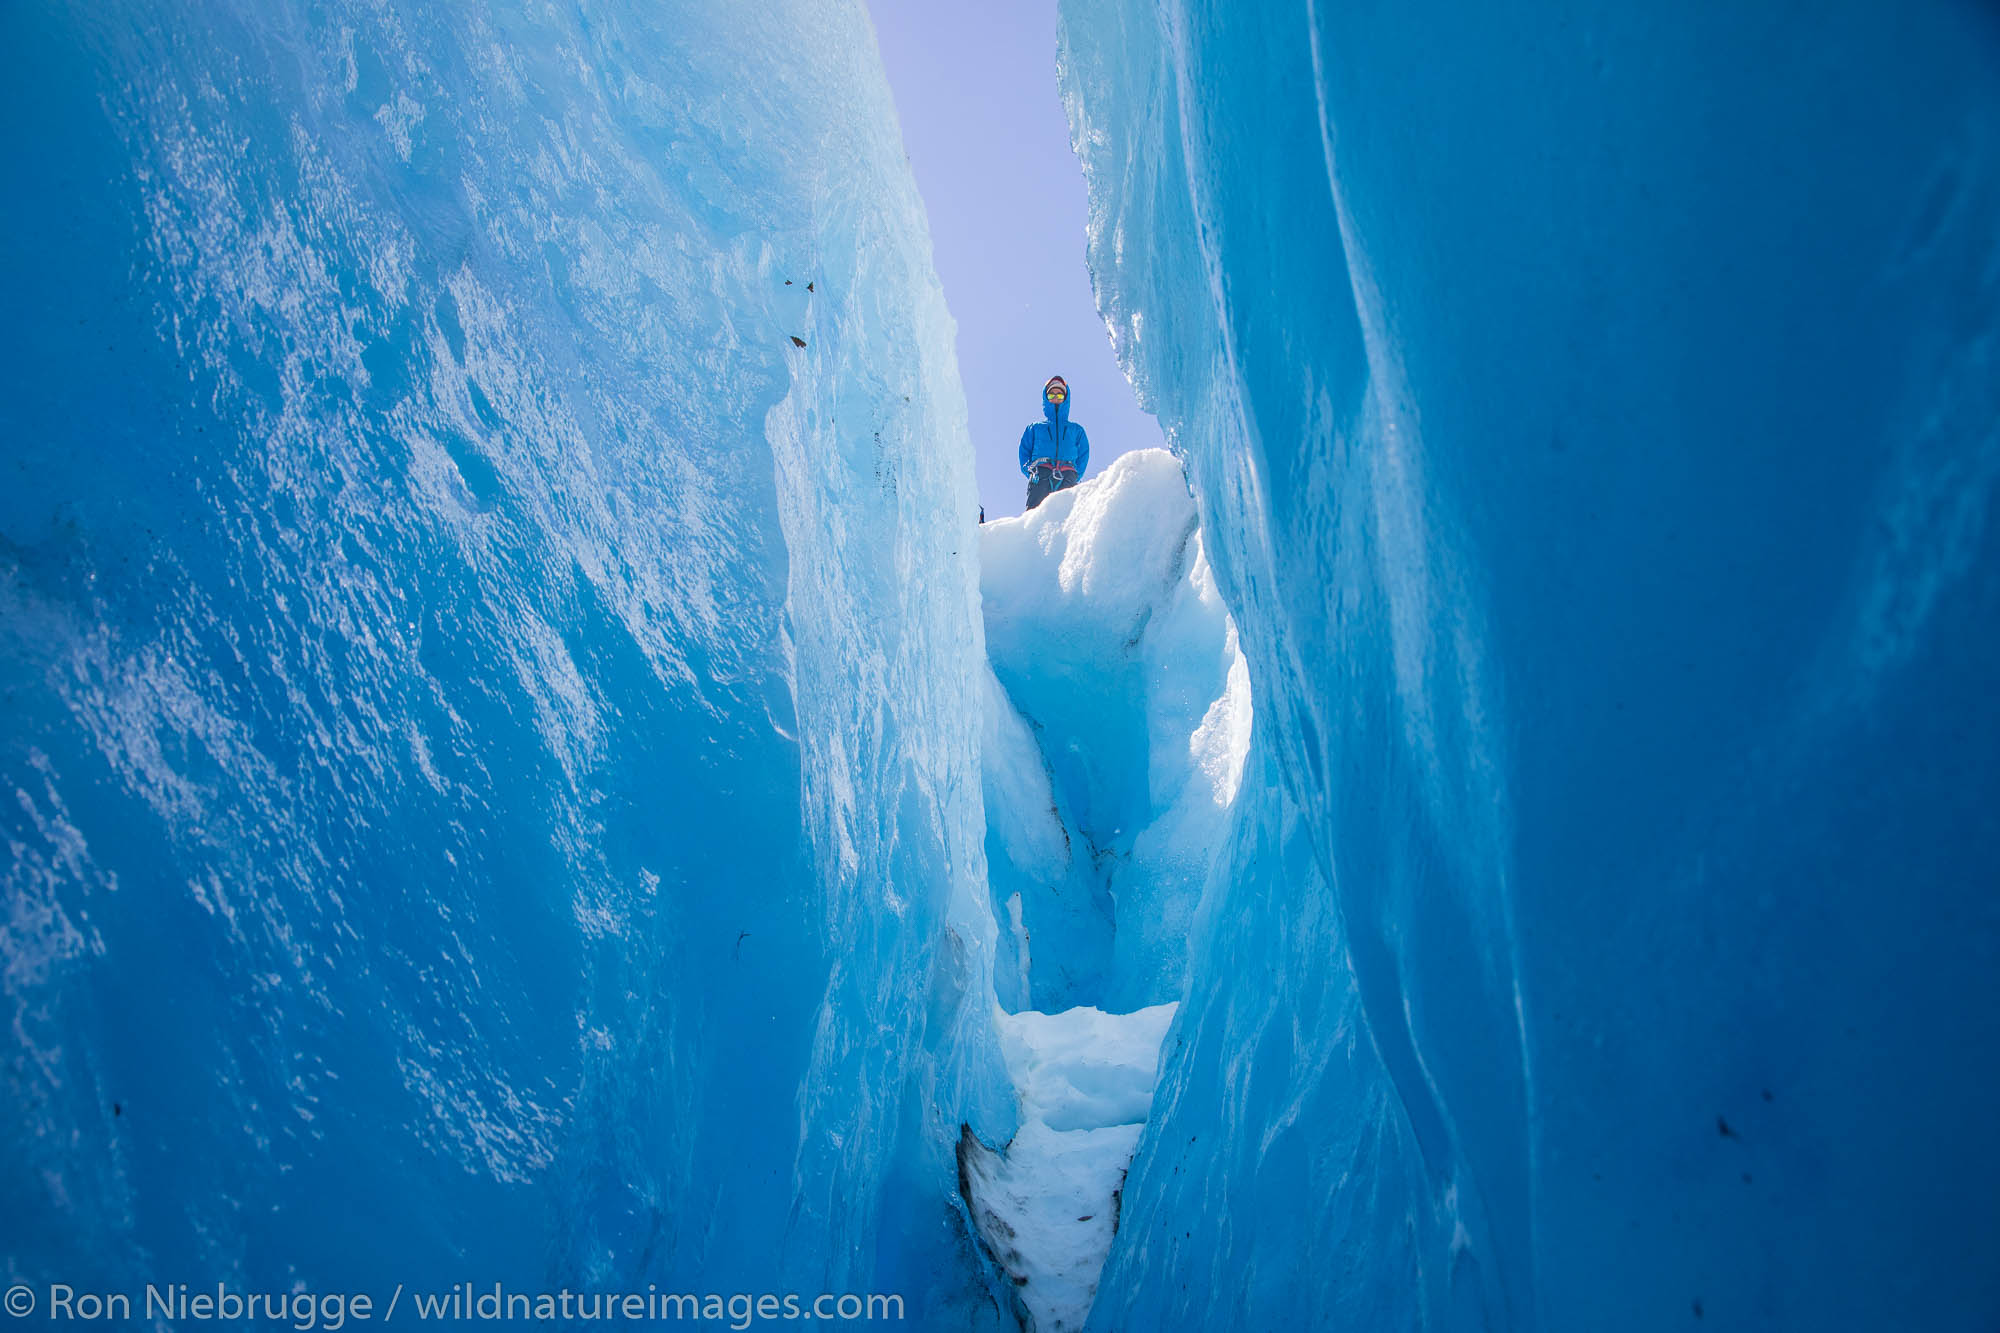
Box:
[960,1003,1175,1333]
[998,1003,1176,1136]
[979,450,1245,1013]
[1,0,1009,1313]
[14,0,1997,1326]
[1060,0,2000,1329]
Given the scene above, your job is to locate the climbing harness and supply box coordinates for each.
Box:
[1030,459,1077,490]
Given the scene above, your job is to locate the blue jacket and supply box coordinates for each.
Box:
[1018,384,1090,478]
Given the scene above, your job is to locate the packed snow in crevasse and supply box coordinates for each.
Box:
[6,0,2000,1331]
[959,1003,1176,1333]
[979,449,1247,1016]
[962,450,1242,1329]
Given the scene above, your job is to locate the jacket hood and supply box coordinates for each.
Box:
[1042,382,1071,433]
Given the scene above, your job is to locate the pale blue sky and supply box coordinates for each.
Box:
[866,0,1165,517]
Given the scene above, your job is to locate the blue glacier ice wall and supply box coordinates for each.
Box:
[1,0,1011,1314]
[1060,0,2000,1329]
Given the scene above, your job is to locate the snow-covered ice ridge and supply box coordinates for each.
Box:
[979,450,1248,1016]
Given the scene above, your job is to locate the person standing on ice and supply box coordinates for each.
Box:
[1019,375,1090,510]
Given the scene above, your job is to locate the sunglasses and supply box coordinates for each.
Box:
[1045,383,1068,399]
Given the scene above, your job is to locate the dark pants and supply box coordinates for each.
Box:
[1025,466,1073,511]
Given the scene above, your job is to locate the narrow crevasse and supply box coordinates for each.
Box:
[960,450,1248,1330]
[15,0,1995,1325]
